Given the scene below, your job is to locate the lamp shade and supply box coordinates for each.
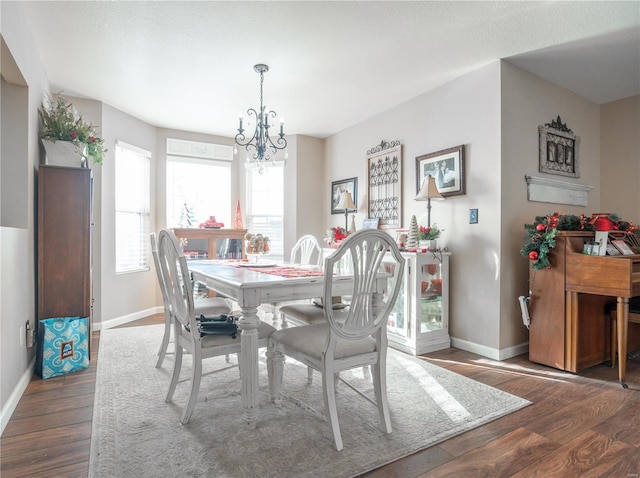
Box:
[415,176,444,201]
[336,191,356,211]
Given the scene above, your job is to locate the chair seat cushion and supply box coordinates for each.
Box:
[194,297,233,316]
[271,324,376,360]
[279,304,348,325]
[201,320,275,348]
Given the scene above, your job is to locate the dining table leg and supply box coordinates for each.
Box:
[617,297,629,389]
[238,304,261,428]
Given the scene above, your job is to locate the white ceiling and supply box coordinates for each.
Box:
[20,1,640,139]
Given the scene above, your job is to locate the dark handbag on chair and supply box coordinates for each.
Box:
[198,314,238,339]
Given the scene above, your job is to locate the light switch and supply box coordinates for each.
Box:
[469,209,478,224]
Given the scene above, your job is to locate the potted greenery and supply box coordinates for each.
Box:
[38,93,107,166]
[417,224,442,250]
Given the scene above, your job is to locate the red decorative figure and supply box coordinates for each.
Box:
[233,200,244,229]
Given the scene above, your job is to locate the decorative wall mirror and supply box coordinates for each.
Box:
[539,115,580,178]
[367,140,402,230]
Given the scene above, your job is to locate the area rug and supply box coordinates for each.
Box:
[89,324,529,477]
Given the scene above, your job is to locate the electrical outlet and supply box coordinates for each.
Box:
[20,325,25,347]
[26,321,35,347]
[469,208,478,224]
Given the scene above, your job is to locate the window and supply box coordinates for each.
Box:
[166,139,233,228]
[245,167,284,260]
[115,141,150,274]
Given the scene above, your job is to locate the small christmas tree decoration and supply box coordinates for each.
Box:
[179,203,196,227]
[407,215,419,248]
[233,200,244,229]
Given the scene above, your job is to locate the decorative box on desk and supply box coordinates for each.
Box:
[385,251,451,355]
[171,228,247,260]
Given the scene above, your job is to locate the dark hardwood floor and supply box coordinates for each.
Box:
[2,314,640,477]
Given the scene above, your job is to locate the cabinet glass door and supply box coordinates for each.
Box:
[385,256,409,338]
[420,262,443,332]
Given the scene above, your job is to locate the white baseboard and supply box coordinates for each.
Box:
[1,357,35,436]
[498,342,529,361]
[451,337,529,361]
[95,306,163,331]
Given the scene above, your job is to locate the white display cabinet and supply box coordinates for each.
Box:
[385,251,451,355]
[322,247,451,356]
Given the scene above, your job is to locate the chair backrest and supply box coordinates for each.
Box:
[150,232,172,311]
[323,229,405,341]
[157,229,198,335]
[290,234,323,266]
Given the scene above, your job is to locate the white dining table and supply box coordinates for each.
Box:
[187,259,362,427]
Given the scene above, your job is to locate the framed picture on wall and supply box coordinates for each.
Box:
[331,177,357,214]
[415,144,465,197]
[539,116,580,178]
[362,218,380,229]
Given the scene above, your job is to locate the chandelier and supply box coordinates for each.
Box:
[234,64,287,172]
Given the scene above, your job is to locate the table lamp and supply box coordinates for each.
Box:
[336,191,356,231]
[414,175,444,227]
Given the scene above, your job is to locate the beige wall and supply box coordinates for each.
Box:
[96,104,158,327]
[0,2,49,427]
[600,95,640,223]
[1,78,28,228]
[285,135,325,255]
[326,62,504,356]
[500,61,602,353]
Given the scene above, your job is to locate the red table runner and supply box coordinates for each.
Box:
[240,265,324,278]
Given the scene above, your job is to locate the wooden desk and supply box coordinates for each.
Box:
[171,228,247,259]
[528,232,610,372]
[566,252,640,387]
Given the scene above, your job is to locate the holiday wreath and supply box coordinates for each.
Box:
[521,212,636,270]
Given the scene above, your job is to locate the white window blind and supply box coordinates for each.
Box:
[245,168,284,260]
[115,141,151,274]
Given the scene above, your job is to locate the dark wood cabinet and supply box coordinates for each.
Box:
[37,166,93,347]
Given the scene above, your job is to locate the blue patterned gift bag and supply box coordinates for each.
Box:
[36,317,90,379]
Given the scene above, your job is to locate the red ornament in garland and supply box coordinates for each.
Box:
[535,223,546,232]
[528,251,539,261]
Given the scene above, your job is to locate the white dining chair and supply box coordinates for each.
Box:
[157,229,276,424]
[277,234,324,327]
[151,232,234,368]
[267,229,405,451]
